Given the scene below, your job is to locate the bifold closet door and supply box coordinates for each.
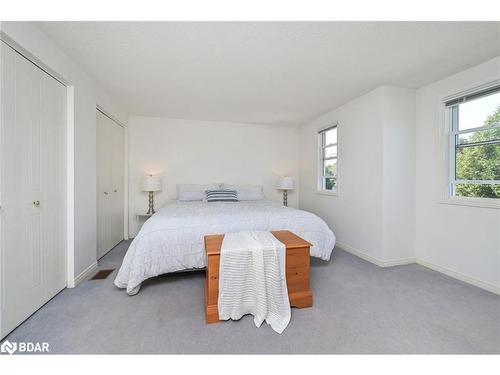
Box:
[1,42,66,339]
[96,110,124,259]
[109,118,124,248]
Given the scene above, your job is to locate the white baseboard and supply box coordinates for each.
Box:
[416,259,500,295]
[67,261,98,288]
[335,241,415,267]
[335,241,499,295]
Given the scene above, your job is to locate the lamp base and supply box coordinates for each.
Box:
[146,191,155,215]
[283,190,288,207]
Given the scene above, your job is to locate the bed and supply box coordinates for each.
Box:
[114,200,336,295]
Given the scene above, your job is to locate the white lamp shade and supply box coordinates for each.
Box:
[141,175,162,192]
[276,176,294,190]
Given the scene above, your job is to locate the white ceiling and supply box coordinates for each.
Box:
[36,22,500,126]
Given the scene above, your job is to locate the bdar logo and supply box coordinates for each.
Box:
[0,340,49,354]
[0,340,17,355]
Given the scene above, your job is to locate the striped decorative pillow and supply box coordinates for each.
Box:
[205,190,239,202]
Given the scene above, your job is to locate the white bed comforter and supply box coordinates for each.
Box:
[114,200,336,295]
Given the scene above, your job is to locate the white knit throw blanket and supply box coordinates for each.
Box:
[218,231,291,334]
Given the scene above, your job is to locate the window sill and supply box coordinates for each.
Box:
[439,196,499,209]
[316,190,338,197]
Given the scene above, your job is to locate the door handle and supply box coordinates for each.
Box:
[104,192,109,195]
[33,200,40,207]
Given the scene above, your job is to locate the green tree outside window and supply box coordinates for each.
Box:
[455,106,500,198]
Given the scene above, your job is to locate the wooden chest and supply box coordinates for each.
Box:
[204,230,313,324]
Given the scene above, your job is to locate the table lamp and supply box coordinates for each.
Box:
[276,176,294,206]
[141,174,162,215]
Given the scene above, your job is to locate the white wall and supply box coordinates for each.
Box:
[0,22,128,283]
[299,88,385,260]
[415,56,500,293]
[128,116,299,236]
[300,61,499,294]
[299,86,416,265]
[381,86,416,262]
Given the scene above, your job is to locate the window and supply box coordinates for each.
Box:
[318,125,338,192]
[446,85,500,199]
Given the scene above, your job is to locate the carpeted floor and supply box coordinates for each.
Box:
[3,240,500,354]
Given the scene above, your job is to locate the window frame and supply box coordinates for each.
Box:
[442,82,500,208]
[317,123,339,195]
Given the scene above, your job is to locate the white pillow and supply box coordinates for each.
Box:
[222,184,264,201]
[177,183,221,201]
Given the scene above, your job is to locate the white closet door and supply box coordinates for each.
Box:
[41,69,67,299]
[96,110,124,259]
[1,42,66,339]
[96,111,111,258]
[109,119,124,248]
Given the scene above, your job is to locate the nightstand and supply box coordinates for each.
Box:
[136,213,153,231]
[136,213,153,220]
